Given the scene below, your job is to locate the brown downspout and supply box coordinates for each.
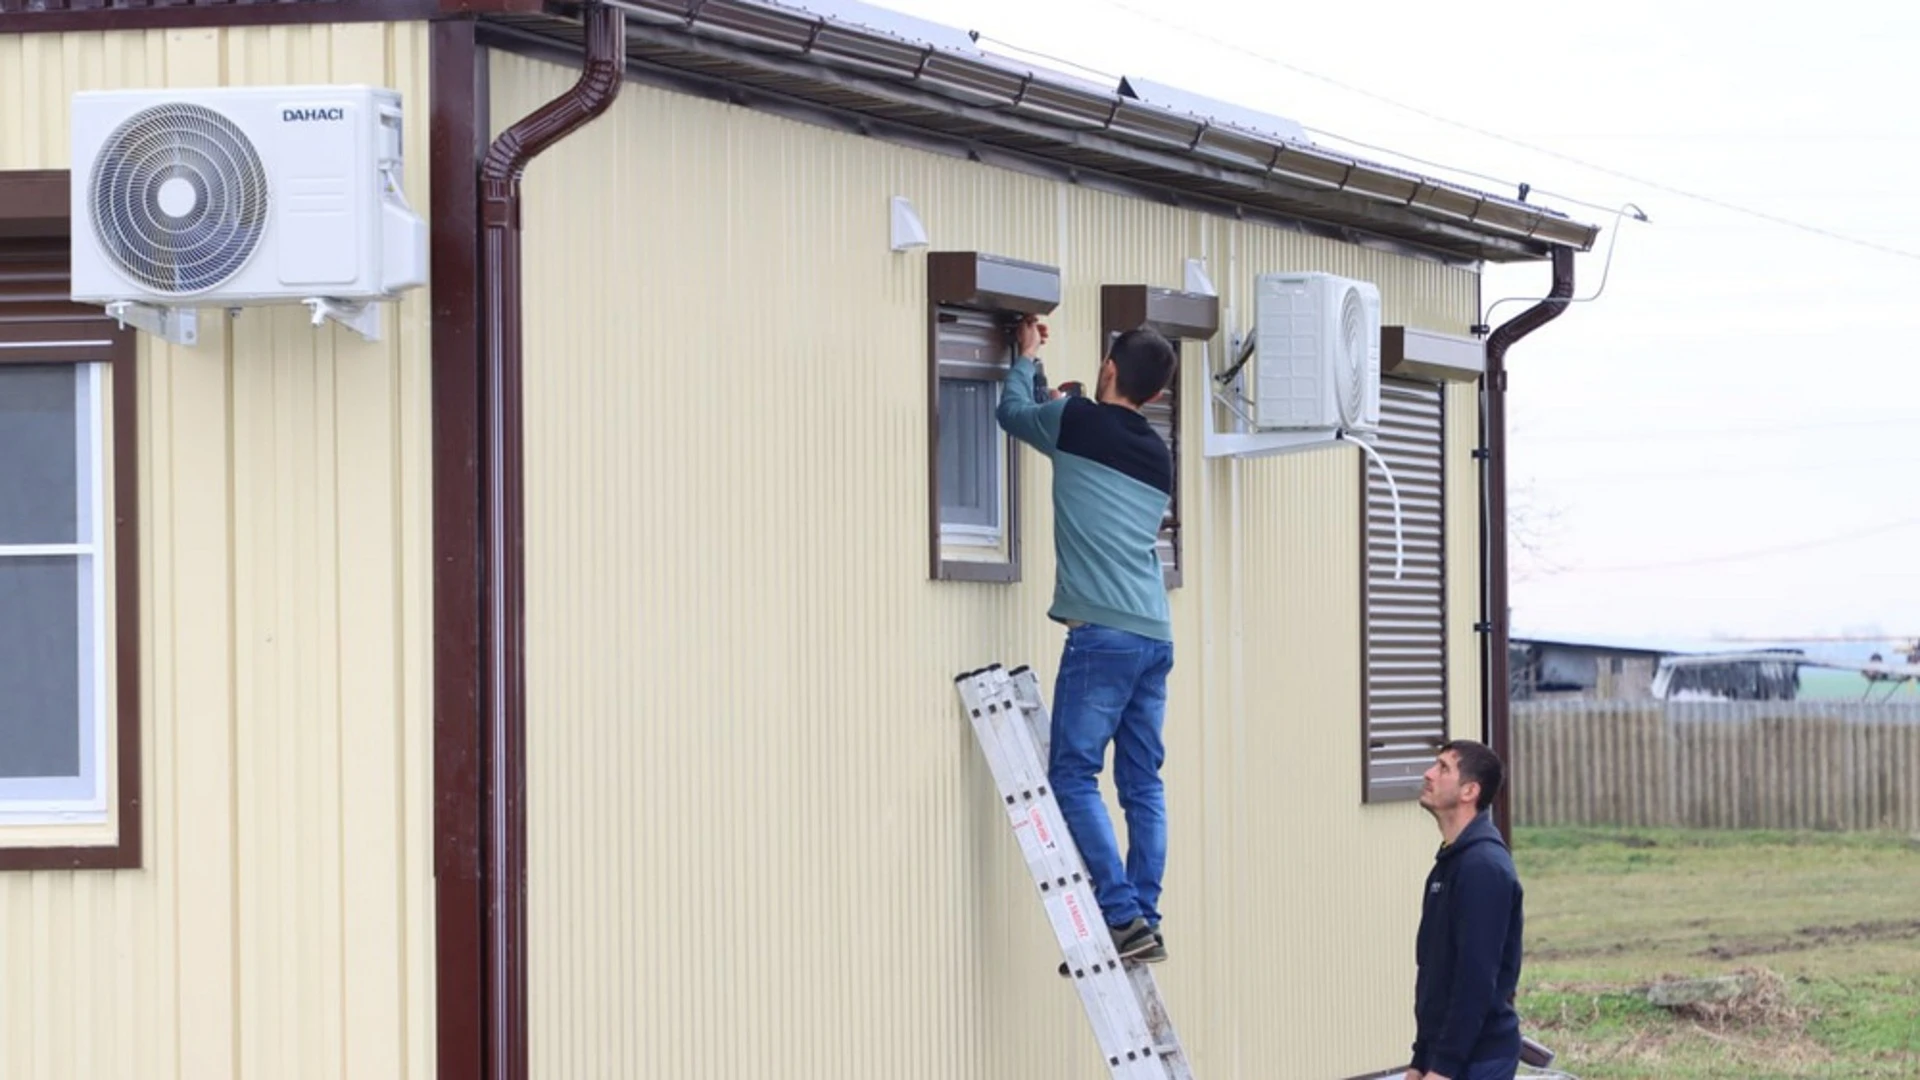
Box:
[477,6,624,1078]
[1481,244,1575,844]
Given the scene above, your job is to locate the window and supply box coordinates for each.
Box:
[1,364,109,819]
[937,380,999,531]
[1360,377,1447,803]
[934,309,1011,549]
[0,208,141,870]
[1100,284,1220,590]
[926,251,1061,583]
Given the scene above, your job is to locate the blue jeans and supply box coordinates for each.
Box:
[1048,623,1174,927]
[1460,1056,1519,1080]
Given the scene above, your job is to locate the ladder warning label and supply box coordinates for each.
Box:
[1029,807,1055,848]
[1061,892,1093,940]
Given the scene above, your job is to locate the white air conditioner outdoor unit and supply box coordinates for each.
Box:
[1250,271,1381,433]
[69,84,428,344]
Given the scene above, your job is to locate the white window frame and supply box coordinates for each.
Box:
[0,362,111,826]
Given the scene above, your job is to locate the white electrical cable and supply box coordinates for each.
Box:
[1345,433,1404,581]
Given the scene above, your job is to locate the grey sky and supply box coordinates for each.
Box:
[884,0,1920,642]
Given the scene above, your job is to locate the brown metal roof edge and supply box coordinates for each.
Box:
[481,11,1584,265]
[0,0,547,34]
[597,0,1600,258]
[474,19,1514,269]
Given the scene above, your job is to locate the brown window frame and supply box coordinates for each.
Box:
[0,170,143,870]
[1099,284,1219,590]
[1359,375,1448,804]
[926,251,1061,584]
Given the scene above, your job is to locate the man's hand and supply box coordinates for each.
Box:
[1015,314,1049,358]
[1403,1070,1421,1080]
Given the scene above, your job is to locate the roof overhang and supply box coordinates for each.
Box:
[481,0,1600,265]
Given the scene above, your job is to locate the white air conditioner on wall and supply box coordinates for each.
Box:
[69,84,428,344]
[1250,271,1381,434]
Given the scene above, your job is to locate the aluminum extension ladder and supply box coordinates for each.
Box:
[953,663,1196,1080]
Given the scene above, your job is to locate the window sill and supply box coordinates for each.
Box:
[0,822,138,871]
[936,559,1020,584]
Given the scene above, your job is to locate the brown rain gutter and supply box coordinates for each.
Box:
[477,5,624,1078]
[1480,244,1575,844]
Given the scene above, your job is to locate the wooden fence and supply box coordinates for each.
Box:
[1512,700,1920,832]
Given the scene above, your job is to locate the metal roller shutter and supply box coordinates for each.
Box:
[1362,377,1447,802]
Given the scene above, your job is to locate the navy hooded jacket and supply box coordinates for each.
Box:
[1410,811,1524,1077]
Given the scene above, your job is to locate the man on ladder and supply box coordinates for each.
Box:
[996,313,1180,965]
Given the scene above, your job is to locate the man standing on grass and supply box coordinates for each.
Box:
[1407,740,1526,1080]
[995,313,1179,966]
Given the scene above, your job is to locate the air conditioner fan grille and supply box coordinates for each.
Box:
[88,102,269,296]
[1338,285,1367,427]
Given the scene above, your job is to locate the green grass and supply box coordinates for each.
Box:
[1513,826,1920,1078]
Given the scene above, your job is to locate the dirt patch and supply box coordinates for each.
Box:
[1528,968,1833,1076]
[1663,967,1801,1028]
[1696,919,1920,960]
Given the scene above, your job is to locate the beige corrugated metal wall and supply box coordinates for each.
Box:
[0,25,436,1080]
[498,51,1484,1080]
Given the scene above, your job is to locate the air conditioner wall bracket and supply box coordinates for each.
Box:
[303,297,382,342]
[104,300,198,346]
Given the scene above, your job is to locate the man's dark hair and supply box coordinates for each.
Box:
[1439,739,1504,812]
[1107,326,1178,405]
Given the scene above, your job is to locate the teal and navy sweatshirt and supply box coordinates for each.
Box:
[995,356,1173,642]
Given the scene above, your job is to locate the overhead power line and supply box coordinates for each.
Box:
[1099,0,1920,264]
[1519,415,1920,445]
[1526,453,1920,486]
[1557,515,1920,574]
[980,25,1646,225]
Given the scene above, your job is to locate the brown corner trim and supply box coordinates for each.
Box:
[429,17,488,1080]
[0,0,444,36]
[1099,284,1219,343]
[1381,325,1483,383]
[0,189,144,872]
[928,251,1061,315]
